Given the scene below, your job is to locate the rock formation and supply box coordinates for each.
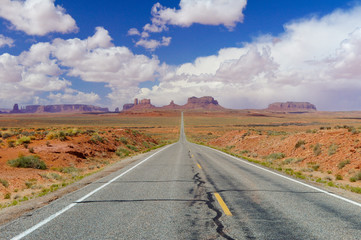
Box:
[122,98,155,111]
[122,96,225,112]
[162,100,181,110]
[10,104,109,114]
[267,102,317,112]
[181,96,224,110]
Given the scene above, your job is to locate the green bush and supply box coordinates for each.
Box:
[118,137,128,144]
[8,155,47,170]
[328,143,338,156]
[313,143,322,156]
[0,179,9,188]
[4,193,11,199]
[116,147,130,157]
[126,144,139,152]
[338,160,350,169]
[16,136,31,145]
[295,140,306,149]
[90,134,105,143]
[265,153,285,160]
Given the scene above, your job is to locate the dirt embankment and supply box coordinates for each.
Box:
[208,127,361,191]
[0,127,159,208]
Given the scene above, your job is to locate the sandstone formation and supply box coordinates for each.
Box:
[122,96,225,112]
[10,104,109,114]
[122,98,155,111]
[267,102,317,112]
[181,96,224,110]
[162,100,181,110]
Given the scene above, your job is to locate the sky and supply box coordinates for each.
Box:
[1,0,361,111]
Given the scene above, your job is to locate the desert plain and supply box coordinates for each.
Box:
[0,109,360,212]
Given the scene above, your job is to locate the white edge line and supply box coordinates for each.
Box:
[11,144,175,240]
[202,145,361,208]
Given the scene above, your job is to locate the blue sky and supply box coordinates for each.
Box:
[1,0,361,110]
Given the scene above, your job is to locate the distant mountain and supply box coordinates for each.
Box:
[122,96,225,112]
[266,102,317,113]
[10,104,109,114]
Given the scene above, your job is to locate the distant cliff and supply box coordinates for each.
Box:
[266,102,317,112]
[122,96,225,112]
[10,104,109,113]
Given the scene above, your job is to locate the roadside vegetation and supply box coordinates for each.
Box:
[0,113,180,210]
[184,111,361,195]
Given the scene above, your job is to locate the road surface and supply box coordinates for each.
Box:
[1,113,360,239]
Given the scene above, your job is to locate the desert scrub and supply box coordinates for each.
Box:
[90,134,106,143]
[265,153,285,160]
[0,179,9,188]
[116,147,130,157]
[7,139,15,148]
[8,155,47,170]
[313,143,322,156]
[295,140,306,149]
[328,143,338,156]
[126,144,139,152]
[338,159,350,169]
[16,136,31,145]
[117,137,128,144]
[349,172,361,182]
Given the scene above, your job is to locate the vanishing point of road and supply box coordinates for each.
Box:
[1,113,360,239]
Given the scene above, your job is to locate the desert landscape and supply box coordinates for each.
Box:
[0,96,360,211]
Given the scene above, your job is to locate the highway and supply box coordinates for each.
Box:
[1,113,360,239]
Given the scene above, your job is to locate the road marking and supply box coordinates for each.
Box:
[214,193,232,216]
[11,144,174,240]
[208,146,361,208]
[197,163,202,169]
[192,154,194,158]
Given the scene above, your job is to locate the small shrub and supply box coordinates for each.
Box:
[8,155,47,170]
[312,164,320,171]
[28,147,35,153]
[335,174,343,180]
[59,166,79,174]
[90,134,105,143]
[116,147,130,157]
[16,136,31,145]
[313,143,322,156]
[7,140,15,148]
[265,153,285,160]
[118,137,128,144]
[126,144,139,152]
[350,172,361,182]
[2,132,12,139]
[338,160,350,169]
[0,179,9,188]
[328,143,338,156]
[4,193,11,199]
[295,140,306,149]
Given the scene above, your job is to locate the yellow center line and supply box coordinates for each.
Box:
[197,163,202,169]
[214,193,232,216]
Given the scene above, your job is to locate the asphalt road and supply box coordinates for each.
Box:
[1,113,360,239]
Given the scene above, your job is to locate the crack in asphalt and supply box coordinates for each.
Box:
[192,172,235,240]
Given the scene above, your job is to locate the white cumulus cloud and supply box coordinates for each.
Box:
[147,0,247,32]
[0,34,14,48]
[0,0,78,36]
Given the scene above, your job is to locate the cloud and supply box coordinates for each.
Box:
[0,34,14,47]
[146,0,247,32]
[0,0,78,36]
[136,5,361,111]
[136,36,172,51]
[0,26,162,108]
[127,28,140,36]
[47,88,100,105]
